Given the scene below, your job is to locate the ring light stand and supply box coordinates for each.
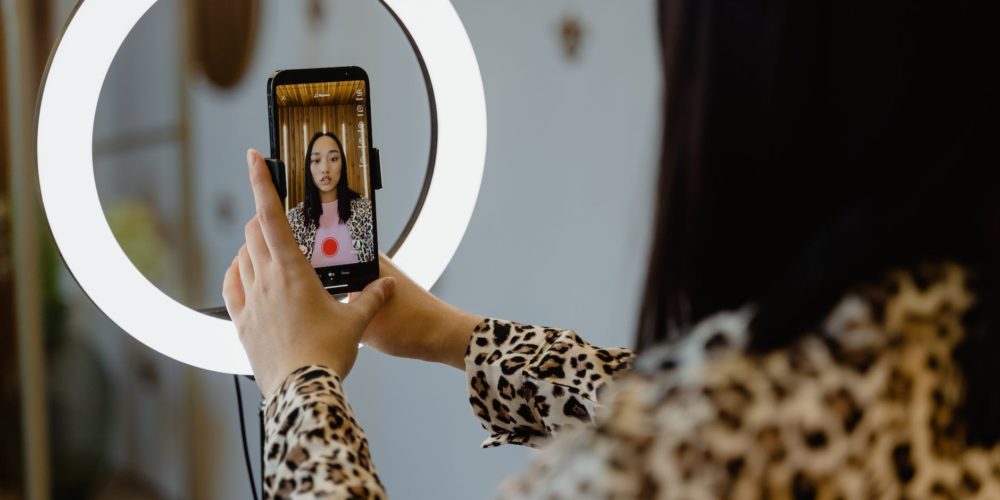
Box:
[36,0,487,375]
[38,1,486,498]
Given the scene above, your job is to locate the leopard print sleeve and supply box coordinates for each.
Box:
[494,311,753,499]
[262,365,385,499]
[465,318,635,448]
[285,203,315,260]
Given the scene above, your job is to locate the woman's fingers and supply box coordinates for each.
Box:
[222,257,245,319]
[349,277,397,324]
[245,216,270,267]
[246,149,299,263]
[238,244,254,295]
[347,254,400,302]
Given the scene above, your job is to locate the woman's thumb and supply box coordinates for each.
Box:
[351,277,396,321]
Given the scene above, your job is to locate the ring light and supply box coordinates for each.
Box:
[36,0,487,374]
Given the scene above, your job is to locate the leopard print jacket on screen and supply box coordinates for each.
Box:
[262,263,1000,498]
[286,197,375,263]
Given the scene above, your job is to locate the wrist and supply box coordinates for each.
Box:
[267,352,354,394]
[430,307,483,370]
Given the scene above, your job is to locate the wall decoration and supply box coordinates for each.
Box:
[190,0,260,89]
[0,4,25,496]
[559,15,585,62]
[31,0,52,78]
[308,0,327,30]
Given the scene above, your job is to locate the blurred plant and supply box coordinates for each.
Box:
[43,199,175,498]
[105,200,169,283]
[40,208,67,352]
[40,211,112,498]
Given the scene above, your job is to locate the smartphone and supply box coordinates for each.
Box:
[266,66,381,294]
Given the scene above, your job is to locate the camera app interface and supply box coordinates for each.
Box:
[274,80,375,270]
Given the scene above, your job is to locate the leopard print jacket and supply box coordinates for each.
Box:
[263,263,1000,498]
[286,197,375,263]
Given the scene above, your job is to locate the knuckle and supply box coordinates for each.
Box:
[257,207,272,224]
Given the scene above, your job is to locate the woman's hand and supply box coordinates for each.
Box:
[222,149,396,396]
[351,254,484,370]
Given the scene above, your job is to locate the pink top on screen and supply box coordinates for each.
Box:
[310,201,359,268]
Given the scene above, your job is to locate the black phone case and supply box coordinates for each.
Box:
[266,67,382,295]
[198,69,381,318]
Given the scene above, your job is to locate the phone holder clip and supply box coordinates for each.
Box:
[371,148,383,190]
[264,158,287,203]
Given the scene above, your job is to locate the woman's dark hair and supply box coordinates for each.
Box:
[303,131,359,227]
[640,0,998,443]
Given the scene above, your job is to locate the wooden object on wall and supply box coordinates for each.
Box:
[30,0,51,75]
[559,15,585,61]
[275,82,371,210]
[0,3,25,496]
[6,0,56,496]
[190,0,259,89]
[308,0,327,30]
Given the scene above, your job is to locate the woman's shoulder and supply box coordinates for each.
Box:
[631,308,753,383]
[600,263,979,496]
[350,196,372,220]
[633,263,972,381]
[350,196,371,211]
[286,202,306,219]
[286,202,309,229]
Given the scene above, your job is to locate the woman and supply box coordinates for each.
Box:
[225,0,998,497]
[286,131,375,266]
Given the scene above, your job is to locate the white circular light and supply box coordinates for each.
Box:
[37,0,487,375]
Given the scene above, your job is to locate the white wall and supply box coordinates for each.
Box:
[93,0,661,498]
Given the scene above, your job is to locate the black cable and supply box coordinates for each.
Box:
[234,375,261,500]
[259,407,265,497]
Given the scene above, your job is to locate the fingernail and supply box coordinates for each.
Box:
[247,149,255,167]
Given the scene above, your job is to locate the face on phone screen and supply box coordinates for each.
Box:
[273,80,376,273]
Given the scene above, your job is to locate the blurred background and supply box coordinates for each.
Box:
[1,0,659,498]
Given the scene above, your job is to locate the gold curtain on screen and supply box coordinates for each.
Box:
[277,106,369,209]
[275,81,370,210]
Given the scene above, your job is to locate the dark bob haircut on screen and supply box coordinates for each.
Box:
[640,0,998,443]
[303,131,360,228]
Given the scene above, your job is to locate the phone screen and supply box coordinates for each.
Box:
[271,73,378,291]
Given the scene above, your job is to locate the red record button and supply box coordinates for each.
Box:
[321,237,339,257]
